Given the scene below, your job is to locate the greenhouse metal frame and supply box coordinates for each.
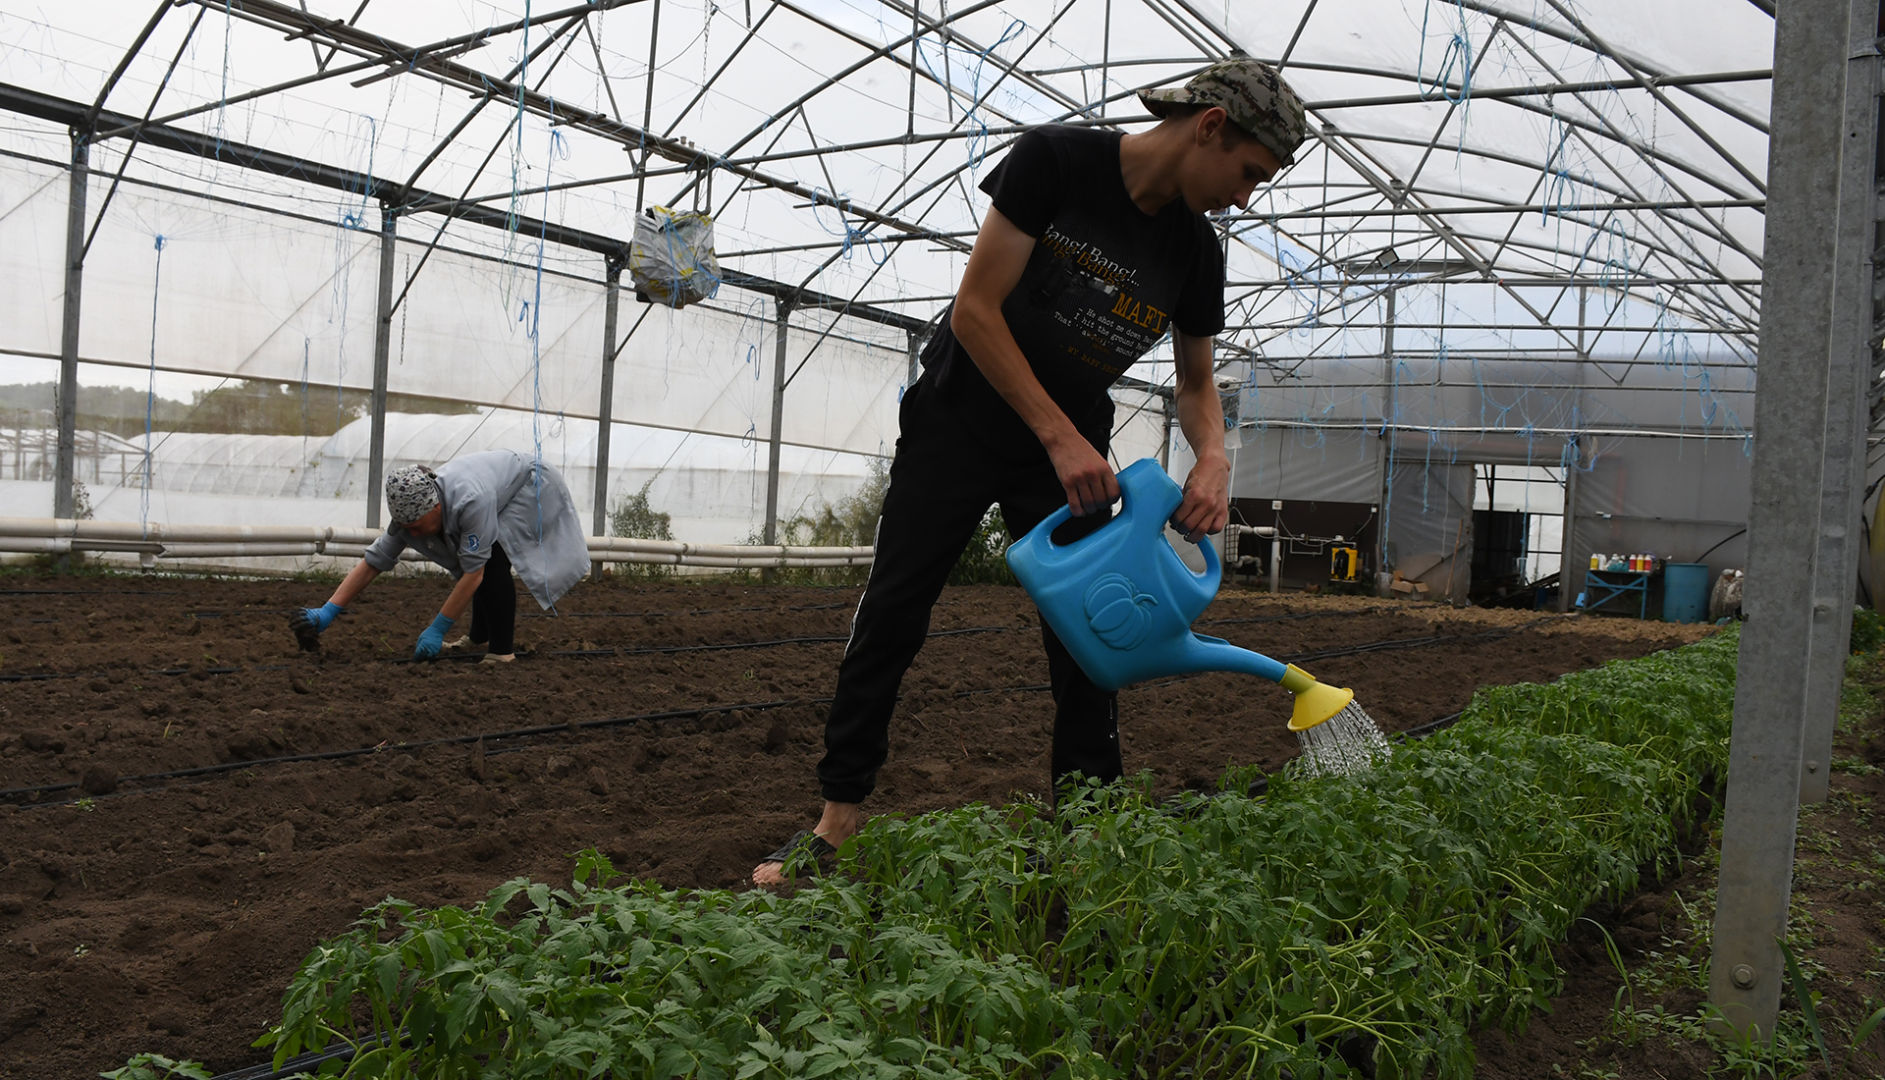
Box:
[0,0,1878,1036]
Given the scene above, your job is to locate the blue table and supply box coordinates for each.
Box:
[1583,567,1656,619]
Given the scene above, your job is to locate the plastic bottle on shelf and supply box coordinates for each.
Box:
[1590,553,1601,570]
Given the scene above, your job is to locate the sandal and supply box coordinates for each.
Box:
[759,830,838,877]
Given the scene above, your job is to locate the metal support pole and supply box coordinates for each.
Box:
[1158,396,1174,471]
[763,298,791,546]
[905,329,920,390]
[53,133,89,522]
[1709,0,1874,1037]
[1800,6,1882,803]
[1558,438,1580,613]
[1560,291,1589,615]
[364,205,398,529]
[592,255,624,576]
[1376,287,1396,589]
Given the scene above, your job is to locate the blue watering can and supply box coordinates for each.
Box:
[1005,458,1355,734]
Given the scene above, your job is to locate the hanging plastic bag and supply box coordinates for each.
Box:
[629,205,721,308]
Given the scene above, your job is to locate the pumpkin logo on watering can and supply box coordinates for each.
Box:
[1083,573,1159,650]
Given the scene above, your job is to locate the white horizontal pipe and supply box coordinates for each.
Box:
[157,543,324,559]
[0,518,876,569]
[591,550,871,569]
[587,535,874,559]
[322,545,431,562]
[0,517,381,546]
[0,537,163,555]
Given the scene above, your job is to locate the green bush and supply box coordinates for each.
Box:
[608,482,674,581]
[754,459,1017,587]
[946,506,1017,587]
[1850,605,1884,654]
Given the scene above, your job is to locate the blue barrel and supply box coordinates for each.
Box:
[1663,562,1710,623]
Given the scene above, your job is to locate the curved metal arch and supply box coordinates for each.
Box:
[31,0,1787,366]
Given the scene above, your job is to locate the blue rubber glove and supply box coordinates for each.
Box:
[301,601,343,632]
[413,613,456,661]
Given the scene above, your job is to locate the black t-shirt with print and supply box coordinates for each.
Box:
[919,124,1225,460]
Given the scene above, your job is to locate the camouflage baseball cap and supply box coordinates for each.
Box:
[1138,57,1308,168]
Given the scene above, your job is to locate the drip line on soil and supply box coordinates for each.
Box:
[0,607,1456,683]
[547,624,1011,658]
[4,626,1542,810]
[0,694,828,808]
[0,588,190,596]
[206,1035,391,1080]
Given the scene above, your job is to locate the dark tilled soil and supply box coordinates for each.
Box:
[0,572,1713,1079]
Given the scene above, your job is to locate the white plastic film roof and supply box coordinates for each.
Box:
[1,0,1774,384]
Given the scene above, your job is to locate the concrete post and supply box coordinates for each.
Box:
[364,205,398,529]
[1708,0,1876,1036]
[53,133,89,522]
[1799,5,1881,803]
[1557,438,1580,613]
[592,256,623,576]
[763,298,790,546]
[1376,287,1397,583]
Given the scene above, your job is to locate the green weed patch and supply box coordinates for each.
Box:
[253,629,1739,1079]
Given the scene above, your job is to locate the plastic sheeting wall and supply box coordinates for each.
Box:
[0,150,1180,546]
[1223,353,1758,601]
[1568,436,1754,604]
[0,155,933,543]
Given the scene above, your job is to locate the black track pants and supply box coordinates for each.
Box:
[468,542,517,655]
[816,379,1120,804]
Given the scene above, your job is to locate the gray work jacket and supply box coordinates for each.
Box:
[363,449,588,609]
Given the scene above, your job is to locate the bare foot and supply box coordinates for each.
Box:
[751,800,864,887]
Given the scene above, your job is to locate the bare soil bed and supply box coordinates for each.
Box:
[0,570,1710,1079]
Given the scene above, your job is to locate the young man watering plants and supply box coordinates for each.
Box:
[752,58,1307,886]
[289,450,589,662]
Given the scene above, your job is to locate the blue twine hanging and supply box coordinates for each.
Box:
[913,18,1026,174]
[339,115,380,231]
[299,333,310,445]
[214,1,233,159]
[142,235,167,538]
[811,188,891,267]
[1417,0,1474,155]
[520,125,568,543]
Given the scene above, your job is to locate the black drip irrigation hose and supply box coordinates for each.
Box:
[0,625,1005,684]
[10,597,866,624]
[1,692,832,808]
[0,588,189,596]
[3,624,1546,810]
[0,607,1409,683]
[207,1036,392,1080]
[1196,608,1380,628]
[546,624,1011,658]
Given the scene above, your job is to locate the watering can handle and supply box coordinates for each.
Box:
[1019,484,1223,585]
[1029,503,1076,545]
[1189,514,1223,580]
